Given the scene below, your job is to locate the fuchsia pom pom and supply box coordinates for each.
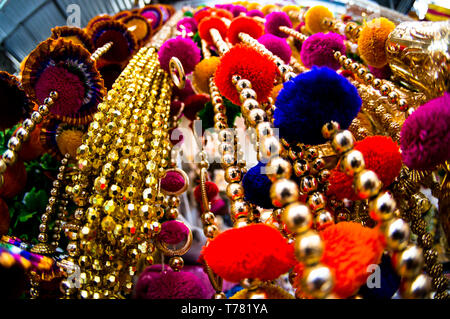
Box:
[400,93,450,170]
[300,32,345,71]
[158,36,201,74]
[265,11,292,38]
[158,220,189,245]
[134,265,210,299]
[247,9,264,18]
[160,170,186,194]
[258,34,292,64]
[177,17,198,33]
[230,5,247,17]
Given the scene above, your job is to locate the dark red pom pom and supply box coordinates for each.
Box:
[194,181,219,207]
[215,44,278,105]
[183,94,209,121]
[202,223,296,282]
[227,16,263,45]
[198,17,228,46]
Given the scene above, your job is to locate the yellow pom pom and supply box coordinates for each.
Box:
[56,129,84,158]
[230,284,294,299]
[304,5,333,34]
[271,84,284,101]
[358,17,395,68]
[192,57,221,94]
[247,2,260,10]
[261,4,278,16]
[282,5,301,25]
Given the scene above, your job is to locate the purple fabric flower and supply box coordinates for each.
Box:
[300,32,346,70]
[258,34,292,64]
[158,36,201,74]
[400,93,450,170]
[265,11,292,38]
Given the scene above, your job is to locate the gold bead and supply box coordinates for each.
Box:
[295,230,324,265]
[270,179,299,208]
[225,166,242,183]
[31,111,43,124]
[231,200,250,220]
[282,202,312,234]
[383,218,410,251]
[204,224,219,238]
[248,108,267,126]
[101,215,116,232]
[256,122,274,139]
[226,183,245,201]
[339,150,365,175]
[301,264,334,299]
[201,212,216,225]
[2,149,17,166]
[266,157,292,182]
[307,192,326,212]
[369,191,396,221]
[259,136,281,160]
[166,207,179,220]
[293,159,310,177]
[392,245,424,278]
[300,175,318,194]
[236,79,252,92]
[7,136,21,152]
[169,256,184,271]
[400,274,432,299]
[38,104,50,116]
[354,169,382,199]
[331,130,354,154]
[22,118,35,132]
[15,127,29,142]
[315,210,334,230]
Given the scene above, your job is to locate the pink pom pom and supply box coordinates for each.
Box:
[158,36,201,74]
[177,17,198,33]
[300,32,346,70]
[247,9,264,18]
[400,93,450,170]
[258,34,292,64]
[265,11,292,38]
[158,220,189,245]
[161,170,187,193]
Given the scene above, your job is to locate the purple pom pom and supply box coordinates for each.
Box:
[158,36,201,74]
[158,220,189,245]
[230,5,248,17]
[134,265,210,299]
[400,93,450,170]
[247,9,264,18]
[265,12,292,38]
[258,34,292,64]
[300,32,346,71]
[215,4,233,11]
[177,17,198,33]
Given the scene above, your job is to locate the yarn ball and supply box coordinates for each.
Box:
[56,129,84,159]
[173,78,195,102]
[158,220,189,245]
[400,93,450,170]
[300,32,346,70]
[257,34,292,64]
[304,5,333,34]
[192,56,221,94]
[358,253,401,299]
[134,265,209,299]
[183,94,209,121]
[194,181,219,206]
[265,11,292,38]
[0,198,9,236]
[227,16,263,45]
[177,17,198,33]
[274,66,361,145]
[357,18,395,68]
[0,160,27,199]
[202,223,297,282]
[247,9,264,18]
[293,222,386,298]
[215,44,278,105]
[158,36,201,74]
[327,135,402,201]
[230,283,294,299]
[368,65,392,80]
[35,66,85,117]
[0,72,31,131]
[160,170,186,194]
[198,16,229,47]
[15,124,45,162]
[242,162,274,209]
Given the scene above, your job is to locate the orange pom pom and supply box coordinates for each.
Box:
[271,83,283,101]
[0,160,27,199]
[293,222,386,298]
[56,129,84,158]
[227,16,263,45]
[0,198,9,236]
[14,124,46,162]
[192,57,221,94]
[198,17,228,46]
[304,5,333,34]
[358,18,395,68]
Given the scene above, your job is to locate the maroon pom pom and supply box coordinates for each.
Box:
[194,181,219,206]
[183,94,210,121]
[158,220,189,245]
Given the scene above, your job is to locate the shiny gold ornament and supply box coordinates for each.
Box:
[383,218,411,251]
[392,245,424,278]
[281,202,312,234]
[266,157,292,182]
[354,170,382,199]
[294,230,324,266]
[270,179,299,207]
[301,264,334,299]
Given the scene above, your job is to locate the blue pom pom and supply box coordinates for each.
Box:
[242,162,274,209]
[274,67,361,145]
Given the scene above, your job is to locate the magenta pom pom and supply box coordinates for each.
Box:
[134,265,210,299]
[265,11,292,38]
[211,197,228,216]
[247,9,264,18]
[300,32,346,71]
[177,17,198,33]
[400,93,450,170]
[158,220,189,245]
[368,65,392,80]
[258,34,292,64]
[160,170,187,194]
[158,36,201,74]
[230,5,247,17]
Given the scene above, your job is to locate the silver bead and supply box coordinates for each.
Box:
[393,245,424,278]
[15,127,29,142]
[7,136,22,152]
[302,264,334,298]
[49,91,58,100]
[295,231,324,265]
[2,149,17,166]
[400,274,432,299]
[270,178,299,207]
[354,170,382,199]
[31,111,43,124]
[369,191,396,221]
[38,104,50,116]
[340,150,365,175]
[331,130,354,154]
[282,202,312,234]
[321,122,340,139]
[22,118,35,132]
[266,157,292,181]
[241,98,259,116]
[248,108,267,126]
[221,152,235,167]
[383,218,410,251]
[218,129,234,143]
[259,136,281,160]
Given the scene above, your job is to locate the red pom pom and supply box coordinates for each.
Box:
[198,17,228,46]
[293,222,386,298]
[194,8,212,23]
[215,44,278,105]
[194,181,219,207]
[202,224,296,282]
[0,198,9,236]
[183,94,209,121]
[0,160,27,199]
[227,16,263,45]
[327,136,402,201]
